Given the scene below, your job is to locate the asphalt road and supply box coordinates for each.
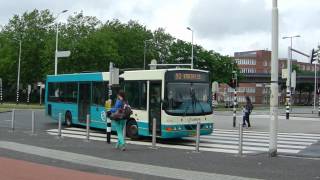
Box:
[0,109,320,180]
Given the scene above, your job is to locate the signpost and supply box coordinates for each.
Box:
[27,84,31,104]
[37,82,45,105]
[55,50,71,75]
[106,62,119,144]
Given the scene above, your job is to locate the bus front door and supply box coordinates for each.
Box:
[78,83,91,123]
[149,81,161,136]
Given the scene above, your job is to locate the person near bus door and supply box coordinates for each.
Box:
[107,91,127,151]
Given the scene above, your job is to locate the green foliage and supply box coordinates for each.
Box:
[0,9,237,94]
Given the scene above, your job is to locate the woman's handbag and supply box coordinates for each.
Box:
[110,109,125,120]
[109,101,133,121]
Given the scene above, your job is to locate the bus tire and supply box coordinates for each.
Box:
[65,112,72,127]
[126,119,139,139]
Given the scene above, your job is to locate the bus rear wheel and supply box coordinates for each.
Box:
[65,112,72,127]
[126,119,139,139]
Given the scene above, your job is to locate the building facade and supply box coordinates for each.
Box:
[217,50,318,105]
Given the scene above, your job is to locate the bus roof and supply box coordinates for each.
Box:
[47,72,109,82]
[46,69,209,82]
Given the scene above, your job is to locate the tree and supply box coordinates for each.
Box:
[0,9,238,102]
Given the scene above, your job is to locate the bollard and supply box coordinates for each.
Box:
[195,121,200,152]
[31,111,35,135]
[58,113,62,138]
[123,120,127,144]
[318,96,320,117]
[11,109,15,131]
[151,118,157,149]
[238,122,243,156]
[233,90,237,127]
[86,114,90,141]
[106,117,111,144]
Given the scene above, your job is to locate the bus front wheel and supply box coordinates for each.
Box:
[65,112,72,127]
[126,119,139,139]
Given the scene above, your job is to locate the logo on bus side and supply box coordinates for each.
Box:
[101,111,106,122]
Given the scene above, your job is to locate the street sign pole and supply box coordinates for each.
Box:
[269,0,279,157]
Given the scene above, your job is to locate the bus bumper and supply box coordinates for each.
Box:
[160,123,214,139]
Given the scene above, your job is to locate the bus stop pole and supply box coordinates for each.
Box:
[58,113,62,138]
[123,120,127,144]
[86,114,90,141]
[195,120,200,152]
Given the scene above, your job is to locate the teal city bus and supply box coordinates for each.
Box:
[45,69,214,138]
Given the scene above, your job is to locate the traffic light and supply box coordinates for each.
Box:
[310,48,318,64]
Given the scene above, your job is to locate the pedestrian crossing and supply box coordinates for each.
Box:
[46,127,320,155]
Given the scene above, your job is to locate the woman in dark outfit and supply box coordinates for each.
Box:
[244,96,253,127]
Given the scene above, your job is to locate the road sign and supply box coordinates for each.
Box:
[110,67,119,85]
[282,68,288,79]
[212,81,219,93]
[27,84,31,94]
[56,51,71,58]
[150,59,157,70]
[291,70,296,89]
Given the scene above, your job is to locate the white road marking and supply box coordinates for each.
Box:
[46,127,320,155]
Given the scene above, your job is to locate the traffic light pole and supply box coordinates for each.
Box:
[314,62,317,113]
[286,46,291,120]
[232,72,237,128]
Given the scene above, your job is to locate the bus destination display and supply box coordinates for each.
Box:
[166,71,209,82]
[175,73,202,80]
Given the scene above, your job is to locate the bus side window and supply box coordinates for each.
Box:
[125,81,147,110]
[92,82,106,106]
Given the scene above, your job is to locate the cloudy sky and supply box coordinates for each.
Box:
[1,0,320,62]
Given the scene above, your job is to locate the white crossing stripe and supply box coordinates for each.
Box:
[45,127,320,155]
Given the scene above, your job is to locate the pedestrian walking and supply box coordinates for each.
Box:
[107,91,132,151]
[242,106,248,127]
[244,96,253,127]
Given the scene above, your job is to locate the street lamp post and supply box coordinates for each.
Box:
[269,0,279,157]
[282,35,300,119]
[187,27,194,69]
[16,40,22,104]
[144,39,153,70]
[54,10,68,75]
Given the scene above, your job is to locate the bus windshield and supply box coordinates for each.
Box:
[165,82,212,115]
